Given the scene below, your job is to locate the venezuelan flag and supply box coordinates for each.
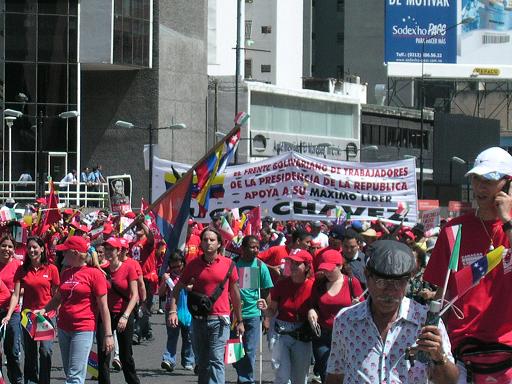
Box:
[453,246,504,295]
[195,149,223,217]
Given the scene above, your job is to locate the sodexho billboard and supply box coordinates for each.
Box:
[385,0,512,79]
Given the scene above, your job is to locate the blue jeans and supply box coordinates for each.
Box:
[272,320,312,384]
[312,328,332,383]
[192,316,230,384]
[58,329,94,384]
[2,311,22,384]
[23,317,55,384]
[162,311,195,367]
[233,316,261,384]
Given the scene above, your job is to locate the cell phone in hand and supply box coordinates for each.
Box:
[502,178,511,194]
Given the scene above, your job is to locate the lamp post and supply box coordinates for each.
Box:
[449,156,467,201]
[115,120,187,203]
[37,110,79,197]
[4,109,23,198]
[419,17,474,199]
[345,145,378,161]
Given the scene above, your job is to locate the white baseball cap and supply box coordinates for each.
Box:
[465,147,512,180]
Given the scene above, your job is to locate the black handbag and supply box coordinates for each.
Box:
[187,261,235,318]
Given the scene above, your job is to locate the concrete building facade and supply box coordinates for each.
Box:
[0,0,208,204]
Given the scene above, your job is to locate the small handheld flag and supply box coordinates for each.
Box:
[238,267,260,289]
[224,337,245,364]
[453,246,504,296]
[87,351,99,378]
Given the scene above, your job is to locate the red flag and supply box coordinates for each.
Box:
[246,206,261,235]
[38,180,61,235]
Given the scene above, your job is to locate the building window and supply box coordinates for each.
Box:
[261,64,271,73]
[245,59,252,79]
[245,20,252,40]
[336,32,344,44]
[337,0,344,12]
[261,25,272,34]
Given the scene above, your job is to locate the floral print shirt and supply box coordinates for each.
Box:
[326,297,454,383]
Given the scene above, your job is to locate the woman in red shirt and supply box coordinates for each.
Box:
[97,237,140,384]
[265,249,315,384]
[0,233,23,383]
[2,236,60,384]
[307,249,364,383]
[41,236,113,384]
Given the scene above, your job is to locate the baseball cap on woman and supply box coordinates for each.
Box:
[55,236,89,253]
[465,147,512,181]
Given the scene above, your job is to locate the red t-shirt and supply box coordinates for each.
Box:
[424,213,512,350]
[258,245,290,283]
[184,234,201,262]
[311,276,363,329]
[123,257,142,277]
[0,259,23,292]
[271,277,314,323]
[0,279,12,310]
[180,255,238,316]
[14,264,60,310]
[108,262,138,313]
[57,266,108,332]
[130,237,156,280]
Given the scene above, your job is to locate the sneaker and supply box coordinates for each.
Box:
[157,308,164,314]
[112,358,122,372]
[309,374,322,383]
[183,365,194,371]
[132,334,140,345]
[161,360,175,372]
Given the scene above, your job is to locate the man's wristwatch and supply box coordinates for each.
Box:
[432,352,448,366]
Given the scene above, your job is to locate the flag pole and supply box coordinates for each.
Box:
[259,287,263,384]
[120,116,245,236]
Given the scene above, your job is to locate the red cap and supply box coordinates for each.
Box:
[55,236,89,253]
[317,249,343,272]
[36,197,47,205]
[287,249,313,264]
[125,211,136,219]
[63,208,74,215]
[403,230,416,241]
[103,222,113,235]
[104,237,122,249]
[118,238,129,249]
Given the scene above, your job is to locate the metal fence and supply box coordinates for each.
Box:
[0,181,109,208]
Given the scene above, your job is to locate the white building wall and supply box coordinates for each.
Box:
[245,0,276,84]
[207,0,242,77]
[275,0,303,89]
[245,0,303,89]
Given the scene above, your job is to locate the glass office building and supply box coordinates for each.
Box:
[0,0,152,199]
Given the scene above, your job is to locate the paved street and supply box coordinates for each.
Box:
[47,313,276,383]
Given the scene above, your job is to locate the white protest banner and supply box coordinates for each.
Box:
[152,152,418,224]
[419,208,440,232]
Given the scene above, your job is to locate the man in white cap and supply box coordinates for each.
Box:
[424,147,512,382]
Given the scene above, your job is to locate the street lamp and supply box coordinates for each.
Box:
[347,145,378,161]
[3,109,23,199]
[419,17,474,199]
[115,120,187,203]
[449,156,468,201]
[5,115,18,198]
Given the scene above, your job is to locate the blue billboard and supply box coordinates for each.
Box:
[385,0,458,64]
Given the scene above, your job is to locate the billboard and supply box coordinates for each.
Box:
[385,0,512,79]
